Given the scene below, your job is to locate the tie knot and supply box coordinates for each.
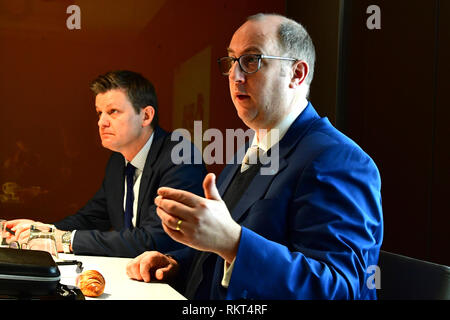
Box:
[243,145,260,165]
[241,145,261,173]
[125,163,136,178]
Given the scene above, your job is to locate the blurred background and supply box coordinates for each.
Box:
[0,0,448,265]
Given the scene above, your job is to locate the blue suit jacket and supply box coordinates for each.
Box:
[175,103,383,300]
[54,126,207,257]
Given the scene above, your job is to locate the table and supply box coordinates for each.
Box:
[58,253,186,300]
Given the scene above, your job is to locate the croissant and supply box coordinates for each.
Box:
[76,270,105,297]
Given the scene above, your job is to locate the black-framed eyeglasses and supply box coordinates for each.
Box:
[217,54,297,75]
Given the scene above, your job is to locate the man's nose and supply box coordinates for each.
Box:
[229,60,246,83]
[98,113,109,127]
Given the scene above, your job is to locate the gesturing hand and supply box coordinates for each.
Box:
[155,173,241,264]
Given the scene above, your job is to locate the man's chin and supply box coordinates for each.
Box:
[236,107,257,124]
[101,141,116,151]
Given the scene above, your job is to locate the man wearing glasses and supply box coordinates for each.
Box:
[126,13,383,299]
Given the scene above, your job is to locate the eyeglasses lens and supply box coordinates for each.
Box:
[240,55,259,73]
[219,57,233,75]
[218,55,261,75]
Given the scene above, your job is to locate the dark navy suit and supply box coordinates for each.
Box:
[175,103,383,300]
[54,126,207,258]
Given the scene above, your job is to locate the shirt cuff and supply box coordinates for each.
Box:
[71,230,76,246]
[221,257,236,288]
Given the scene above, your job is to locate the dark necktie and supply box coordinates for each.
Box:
[124,162,136,229]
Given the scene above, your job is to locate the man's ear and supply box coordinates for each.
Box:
[141,106,155,127]
[289,60,309,88]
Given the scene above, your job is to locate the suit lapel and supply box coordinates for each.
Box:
[137,127,168,218]
[221,102,321,223]
[218,164,239,196]
[108,153,127,228]
[218,135,252,197]
[230,158,287,222]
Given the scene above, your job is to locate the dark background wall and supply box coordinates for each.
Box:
[288,0,449,265]
[342,0,449,266]
[0,0,448,265]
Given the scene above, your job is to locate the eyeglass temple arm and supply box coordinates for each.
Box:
[260,55,297,61]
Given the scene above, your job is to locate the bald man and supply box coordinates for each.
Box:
[126,14,383,300]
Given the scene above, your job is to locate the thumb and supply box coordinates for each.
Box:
[155,265,171,281]
[203,173,221,200]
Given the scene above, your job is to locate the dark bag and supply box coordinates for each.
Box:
[0,247,83,299]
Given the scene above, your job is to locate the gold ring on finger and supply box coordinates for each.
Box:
[176,219,183,231]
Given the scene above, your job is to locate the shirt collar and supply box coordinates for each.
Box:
[125,132,154,172]
[250,102,305,152]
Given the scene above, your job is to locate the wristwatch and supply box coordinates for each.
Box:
[62,231,73,254]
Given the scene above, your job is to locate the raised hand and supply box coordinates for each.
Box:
[155,173,241,264]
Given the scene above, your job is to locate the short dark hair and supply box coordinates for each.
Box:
[90,70,159,127]
[247,13,316,88]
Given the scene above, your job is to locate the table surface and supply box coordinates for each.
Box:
[58,253,186,300]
